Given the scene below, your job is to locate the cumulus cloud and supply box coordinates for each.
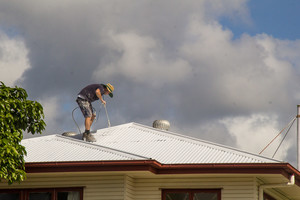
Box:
[220,114,291,160]
[179,20,296,114]
[93,31,192,87]
[0,31,30,86]
[23,96,65,139]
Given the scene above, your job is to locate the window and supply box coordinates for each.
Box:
[0,192,20,200]
[0,187,83,200]
[162,189,221,200]
[28,192,52,200]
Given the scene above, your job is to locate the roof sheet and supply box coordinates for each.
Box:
[21,134,149,163]
[21,122,280,164]
[87,123,280,164]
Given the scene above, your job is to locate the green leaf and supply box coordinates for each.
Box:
[0,82,46,185]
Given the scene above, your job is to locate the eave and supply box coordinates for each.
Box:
[25,160,300,186]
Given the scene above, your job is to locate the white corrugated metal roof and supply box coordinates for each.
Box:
[88,123,281,164]
[22,122,281,164]
[21,134,149,162]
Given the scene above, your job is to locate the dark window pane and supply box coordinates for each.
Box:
[0,193,19,200]
[166,193,189,200]
[194,193,218,200]
[264,193,276,200]
[57,191,80,200]
[29,192,51,200]
[57,192,68,200]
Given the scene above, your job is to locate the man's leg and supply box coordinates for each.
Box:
[77,98,96,142]
[83,116,96,142]
[90,114,96,127]
[85,117,92,131]
[84,105,97,142]
[84,114,96,132]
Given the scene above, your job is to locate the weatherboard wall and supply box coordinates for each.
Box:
[124,175,135,200]
[0,173,268,200]
[131,176,259,200]
[0,173,127,200]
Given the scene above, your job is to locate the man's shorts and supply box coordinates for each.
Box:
[76,98,96,118]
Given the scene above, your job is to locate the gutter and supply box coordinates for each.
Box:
[258,174,295,200]
[25,161,300,180]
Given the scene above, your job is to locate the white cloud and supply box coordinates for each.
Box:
[23,96,61,138]
[93,31,192,87]
[37,97,61,133]
[0,31,30,87]
[220,114,292,160]
[179,18,297,112]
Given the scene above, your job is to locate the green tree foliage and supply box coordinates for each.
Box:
[0,82,46,184]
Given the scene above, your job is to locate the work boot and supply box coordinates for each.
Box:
[82,132,87,141]
[86,133,96,142]
[82,131,96,142]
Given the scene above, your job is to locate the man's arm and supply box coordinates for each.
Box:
[95,88,106,104]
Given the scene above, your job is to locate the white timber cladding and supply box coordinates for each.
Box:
[0,173,127,200]
[124,176,135,200]
[0,173,262,200]
[132,176,258,200]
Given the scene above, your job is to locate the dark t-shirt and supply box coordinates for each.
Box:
[78,84,105,102]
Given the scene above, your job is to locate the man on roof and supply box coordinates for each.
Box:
[76,83,114,142]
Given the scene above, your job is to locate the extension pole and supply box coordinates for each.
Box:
[103,104,111,127]
[297,105,300,170]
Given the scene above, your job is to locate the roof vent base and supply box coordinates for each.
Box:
[62,132,78,137]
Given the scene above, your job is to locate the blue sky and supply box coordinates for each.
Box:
[222,0,300,40]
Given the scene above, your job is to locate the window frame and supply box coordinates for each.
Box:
[0,187,83,200]
[162,189,221,200]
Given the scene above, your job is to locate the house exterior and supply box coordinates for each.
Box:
[1,122,300,200]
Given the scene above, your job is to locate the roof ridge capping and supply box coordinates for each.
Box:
[128,122,282,163]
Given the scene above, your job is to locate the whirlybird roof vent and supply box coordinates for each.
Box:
[152,120,170,131]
